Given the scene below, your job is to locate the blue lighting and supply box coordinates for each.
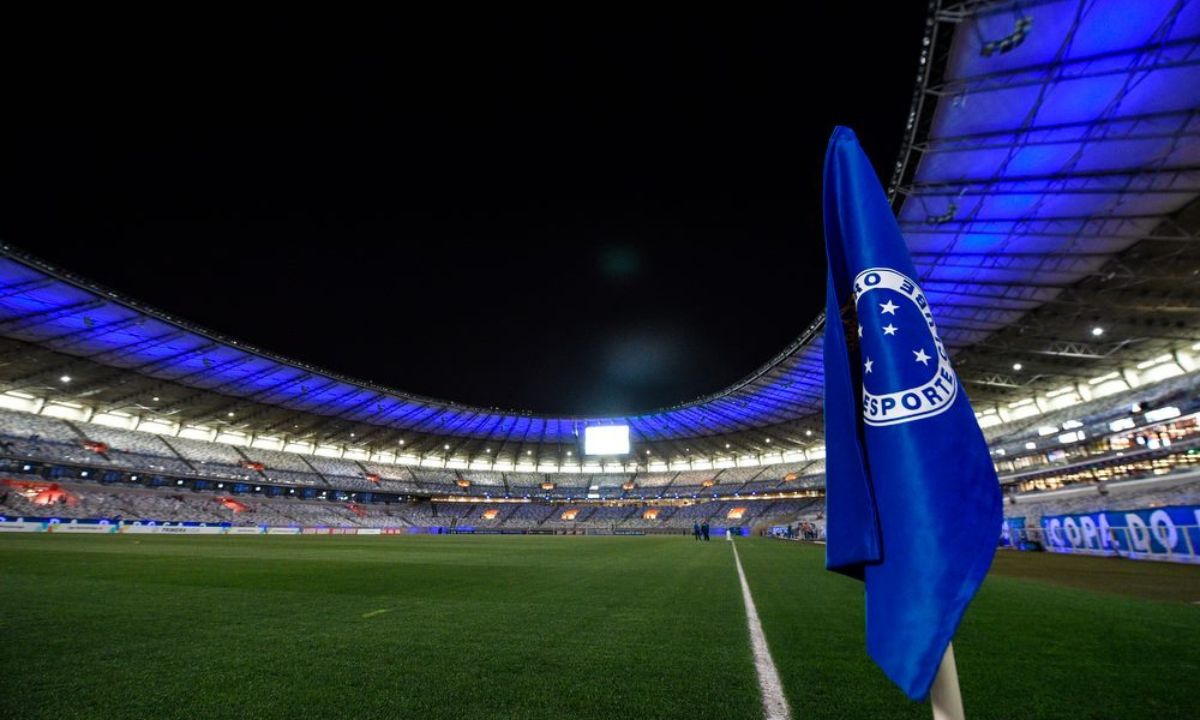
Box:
[1,2,1198,443]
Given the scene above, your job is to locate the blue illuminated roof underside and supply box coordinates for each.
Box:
[2,0,1198,443]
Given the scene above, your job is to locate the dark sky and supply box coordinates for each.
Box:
[4,8,928,416]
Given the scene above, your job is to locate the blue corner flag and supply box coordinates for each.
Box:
[822,126,1002,700]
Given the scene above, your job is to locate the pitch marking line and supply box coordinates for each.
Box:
[730,538,793,720]
[361,608,392,619]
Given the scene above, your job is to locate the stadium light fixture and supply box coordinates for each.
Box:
[1012,363,1023,371]
[1058,431,1085,444]
[1046,385,1075,399]
[227,412,235,417]
[725,443,731,448]
[60,375,71,383]
[1144,406,1181,423]
[1091,326,1104,337]
[443,444,450,450]
[1108,417,1136,433]
[1136,353,1173,370]
[350,432,355,437]
[765,438,771,443]
[398,439,405,445]
[152,396,159,402]
[805,430,813,436]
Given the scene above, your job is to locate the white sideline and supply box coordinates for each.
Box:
[730,537,793,720]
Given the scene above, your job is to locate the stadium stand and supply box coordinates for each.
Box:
[670,471,716,488]
[73,424,194,476]
[0,369,1197,537]
[358,461,422,493]
[160,435,256,480]
[460,470,506,488]
[0,409,94,464]
[1009,475,1200,523]
[634,472,675,488]
[505,503,558,526]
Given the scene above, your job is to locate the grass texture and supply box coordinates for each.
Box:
[1,534,1196,719]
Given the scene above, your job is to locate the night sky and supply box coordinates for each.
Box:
[4,8,928,416]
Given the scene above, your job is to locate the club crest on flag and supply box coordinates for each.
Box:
[823,126,1001,702]
[854,267,958,427]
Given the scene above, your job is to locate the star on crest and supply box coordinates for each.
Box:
[857,324,863,338]
[879,300,898,315]
[882,324,898,336]
[864,357,874,374]
[913,348,931,366]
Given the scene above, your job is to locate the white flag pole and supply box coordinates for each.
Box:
[930,643,965,720]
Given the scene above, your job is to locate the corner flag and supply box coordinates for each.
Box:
[822,126,1002,700]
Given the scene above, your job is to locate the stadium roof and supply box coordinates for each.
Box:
[1,0,1199,468]
[894,0,1200,406]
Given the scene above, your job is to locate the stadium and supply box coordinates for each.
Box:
[3,2,1200,719]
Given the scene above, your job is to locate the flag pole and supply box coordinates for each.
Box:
[930,643,965,720]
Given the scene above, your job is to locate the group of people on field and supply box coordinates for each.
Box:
[796,521,820,540]
[692,521,710,541]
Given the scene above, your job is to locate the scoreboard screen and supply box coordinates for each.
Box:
[584,425,629,456]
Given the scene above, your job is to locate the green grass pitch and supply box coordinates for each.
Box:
[1,535,1196,719]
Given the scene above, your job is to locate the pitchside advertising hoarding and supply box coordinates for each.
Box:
[0,517,271,534]
[1037,505,1200,564]
[0,517,120,533]
[999,517,1026,548]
